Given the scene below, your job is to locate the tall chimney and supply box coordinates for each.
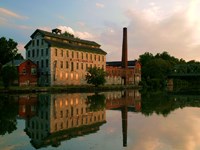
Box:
[121,27,128,69]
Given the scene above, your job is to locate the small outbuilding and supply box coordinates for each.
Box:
[5,59,38,86]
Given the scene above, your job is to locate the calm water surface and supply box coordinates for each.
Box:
[0,90,200,150]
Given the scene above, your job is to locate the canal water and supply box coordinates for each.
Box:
[0,90,200,150]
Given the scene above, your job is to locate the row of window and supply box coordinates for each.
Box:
[55,49,105,62]
[27,48,49,58]
[36,59,49,68]
[54,114,104,131]
[32,39,44,47]
[21,67,37,75]
[54,60,104,71]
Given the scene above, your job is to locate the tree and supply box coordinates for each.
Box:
[1,65,18,88]
[85,67,106,87]
[0,37,18,66]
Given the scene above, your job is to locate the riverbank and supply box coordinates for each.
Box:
[0,85,141,94]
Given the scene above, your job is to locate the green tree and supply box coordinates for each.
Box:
[85,67,106,87]
[1,65,18,88]
[0,37,18,66]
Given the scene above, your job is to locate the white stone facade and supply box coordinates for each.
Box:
[25,29,107,86]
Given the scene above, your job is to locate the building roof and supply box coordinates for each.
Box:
[106,60,138,67]
[44,38,107,55]
[25,29,107,55]
[4,59,36,67]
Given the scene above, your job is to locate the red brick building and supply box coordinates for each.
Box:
[106,60,141,85]
[6,59,38,86]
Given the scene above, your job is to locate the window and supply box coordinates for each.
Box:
[94,55,96,61]
[98,55,100,61]
[32,40,35,46]
[41,39,44,45]
[81,53,83,59]
[41,60,44,68]
[90,54,92,60]
[81,63,83,70]
[72,51,74,58]
[86,64,88,70]
[55,49,57,56]
[22,68,26,75]
[37,49,39,57]
[61,50,63,57]
[66,50,69,57]
[60,61,63,68]
[37,39,39,46]
[46,48,48,56]
[86,53,88,59]
[46,59,48,68]
[66,61,69,69]
[28,51,30,57]
[71,62,74,71]
[41,49,44,56]
[32,49,35,57]
[31,67,36,75]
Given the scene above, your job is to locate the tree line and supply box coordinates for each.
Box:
[139,51,200,89]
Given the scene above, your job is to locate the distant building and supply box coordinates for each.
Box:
[5,59,37,86]
[106,28,141,85]
[106,60,141,85]
[25,28,107,86]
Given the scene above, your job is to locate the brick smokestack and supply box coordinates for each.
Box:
[121,27,128,69]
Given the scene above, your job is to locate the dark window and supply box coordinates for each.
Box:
[41,60,44,68]
[60,61,63,68]
[61,50,63,57]
[37,49,39,57]
[31,67,36,75]
[46,48,48,56]
[32,49,35,57]
[28,51,30,57]
[41,39,44,45]
[66,61,68,69]
[55,49,57,56]
[72,51,74,58]
[46,59,48,67]
[81,63,83,70]
[37,39,39,46]
[66,51,69,57]
[32,40,35,46]
[41,49,44,56]
[71,62,74,71]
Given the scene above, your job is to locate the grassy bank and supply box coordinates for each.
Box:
[0,84,140,94]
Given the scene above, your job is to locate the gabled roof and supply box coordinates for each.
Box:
[4,59,36,67]
[25,29,107,55]
[106,60,138,67]
[30,29,100,46]
[44,38,107,55]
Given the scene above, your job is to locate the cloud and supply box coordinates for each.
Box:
[17,43,26,58]
[0,7,28,19]
[57,25,95,40]
[98,2,200,61]
[96,3,105,8]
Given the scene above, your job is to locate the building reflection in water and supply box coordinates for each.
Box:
[104,90,141,147]
[18,90,141,149]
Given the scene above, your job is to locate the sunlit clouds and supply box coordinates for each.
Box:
[0,7,28,20]
[1,0,200,61]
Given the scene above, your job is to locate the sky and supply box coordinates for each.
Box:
[1,0,200,61]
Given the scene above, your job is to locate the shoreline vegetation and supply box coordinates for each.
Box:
[0,85,141,94]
